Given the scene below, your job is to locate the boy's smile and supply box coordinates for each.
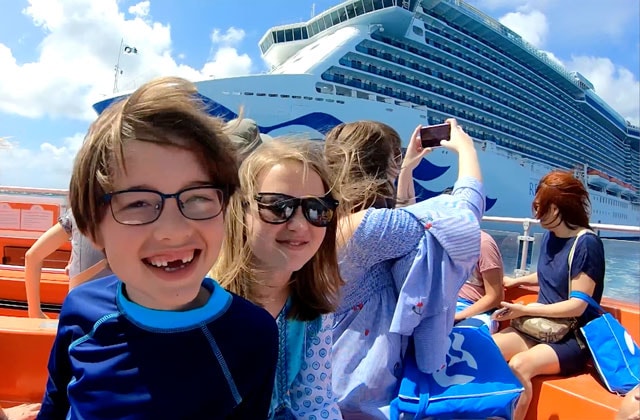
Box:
[94,139,225,311]
[144,249,198,272]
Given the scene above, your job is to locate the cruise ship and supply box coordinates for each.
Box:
[94,0,640,232]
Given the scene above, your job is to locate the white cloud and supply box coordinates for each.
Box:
[565,56,640,125]
[210,27,246,46]
[128,1,150,18]
[0,133,84,188]
[499,9,547,48]
[201,47,252,78]
[0,0,252,121]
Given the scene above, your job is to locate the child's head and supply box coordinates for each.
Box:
[214,139,342,321]
[69,76,239,310]
[324,120,402,213]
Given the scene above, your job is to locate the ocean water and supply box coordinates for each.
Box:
[488,230,640,304]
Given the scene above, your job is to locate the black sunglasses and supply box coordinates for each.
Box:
[255,193,338,227]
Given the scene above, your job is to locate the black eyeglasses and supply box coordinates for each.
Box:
[255,193,338,228]
[103,186,225,226]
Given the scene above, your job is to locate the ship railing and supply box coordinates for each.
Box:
[483,215,640,278]
[0,186,68,197]
[451,0,580,89]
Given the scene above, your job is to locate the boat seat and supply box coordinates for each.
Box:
[0,316,57,406]
[2,245,70,270]
[527,367,624,419]
[503,286,637,419]
[0,268,68,307]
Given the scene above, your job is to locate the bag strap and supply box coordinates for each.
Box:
[570,290,606,315]
[567,229,595,295]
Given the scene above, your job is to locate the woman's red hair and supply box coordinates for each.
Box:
[533,170,591,229]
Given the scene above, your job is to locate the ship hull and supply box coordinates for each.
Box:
[182,75,639,236]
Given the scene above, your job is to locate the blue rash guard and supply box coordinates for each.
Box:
[38,275,278,420]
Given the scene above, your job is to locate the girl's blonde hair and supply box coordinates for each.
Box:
[212,139,343,321]
[324,121,402,215]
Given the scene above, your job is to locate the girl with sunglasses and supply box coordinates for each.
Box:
[213,139,343,420]
[324,118,485,419]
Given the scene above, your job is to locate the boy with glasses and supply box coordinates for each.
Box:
[38,77,278,420]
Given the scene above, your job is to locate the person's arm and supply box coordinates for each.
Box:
[0,403,40,420]
[455,267,504,321]
[24,223,69,318]
[503,272,538,288]
[337,207,424,268]
[442,118,481,183]
[439,118,485,222]
[397,125,430,206]
[495,271,597,320]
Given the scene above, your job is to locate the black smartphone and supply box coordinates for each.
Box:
[420,123,450,148]
[492,307,511,319]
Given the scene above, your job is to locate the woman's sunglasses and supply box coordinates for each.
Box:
[255,193,339,227]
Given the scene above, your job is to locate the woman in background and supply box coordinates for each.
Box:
[492,170,606,420]
[324,118,484,418]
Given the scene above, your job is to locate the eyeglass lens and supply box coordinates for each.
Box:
[109,187,223,225]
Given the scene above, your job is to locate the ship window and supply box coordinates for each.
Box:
[373,0,384,9]
[412,26,423,36]
[354,0,365,15]
[294,27,302,40]
[302,27,308,38]
[321,15,330,29]
[338,7,348,22]
[317,17,326,31]
[285,29,293,41]
[383,0,394,6]
[331,11,341,25]
[276,30,285,43]
[364,0,375,13]
[346,3,356,18]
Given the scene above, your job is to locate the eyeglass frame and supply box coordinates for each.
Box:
[254,192,339,227]
[101,185,226,226]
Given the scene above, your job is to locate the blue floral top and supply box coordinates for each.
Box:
[270,299,342,420]
[330,177,484,419]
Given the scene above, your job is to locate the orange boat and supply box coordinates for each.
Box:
[0,191,637,418]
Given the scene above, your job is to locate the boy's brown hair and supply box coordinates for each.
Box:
[69,77,239,241]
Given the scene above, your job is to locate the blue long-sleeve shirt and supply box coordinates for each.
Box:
[38,275,278,420]
[331,176,483,419]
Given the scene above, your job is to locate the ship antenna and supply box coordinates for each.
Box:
[113,38,124,94]
[311,3,315,18]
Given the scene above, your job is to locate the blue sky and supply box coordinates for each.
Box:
[0,0,638,188]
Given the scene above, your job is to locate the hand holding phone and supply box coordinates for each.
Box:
[420,123,450,148]
[492,307,511,319]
